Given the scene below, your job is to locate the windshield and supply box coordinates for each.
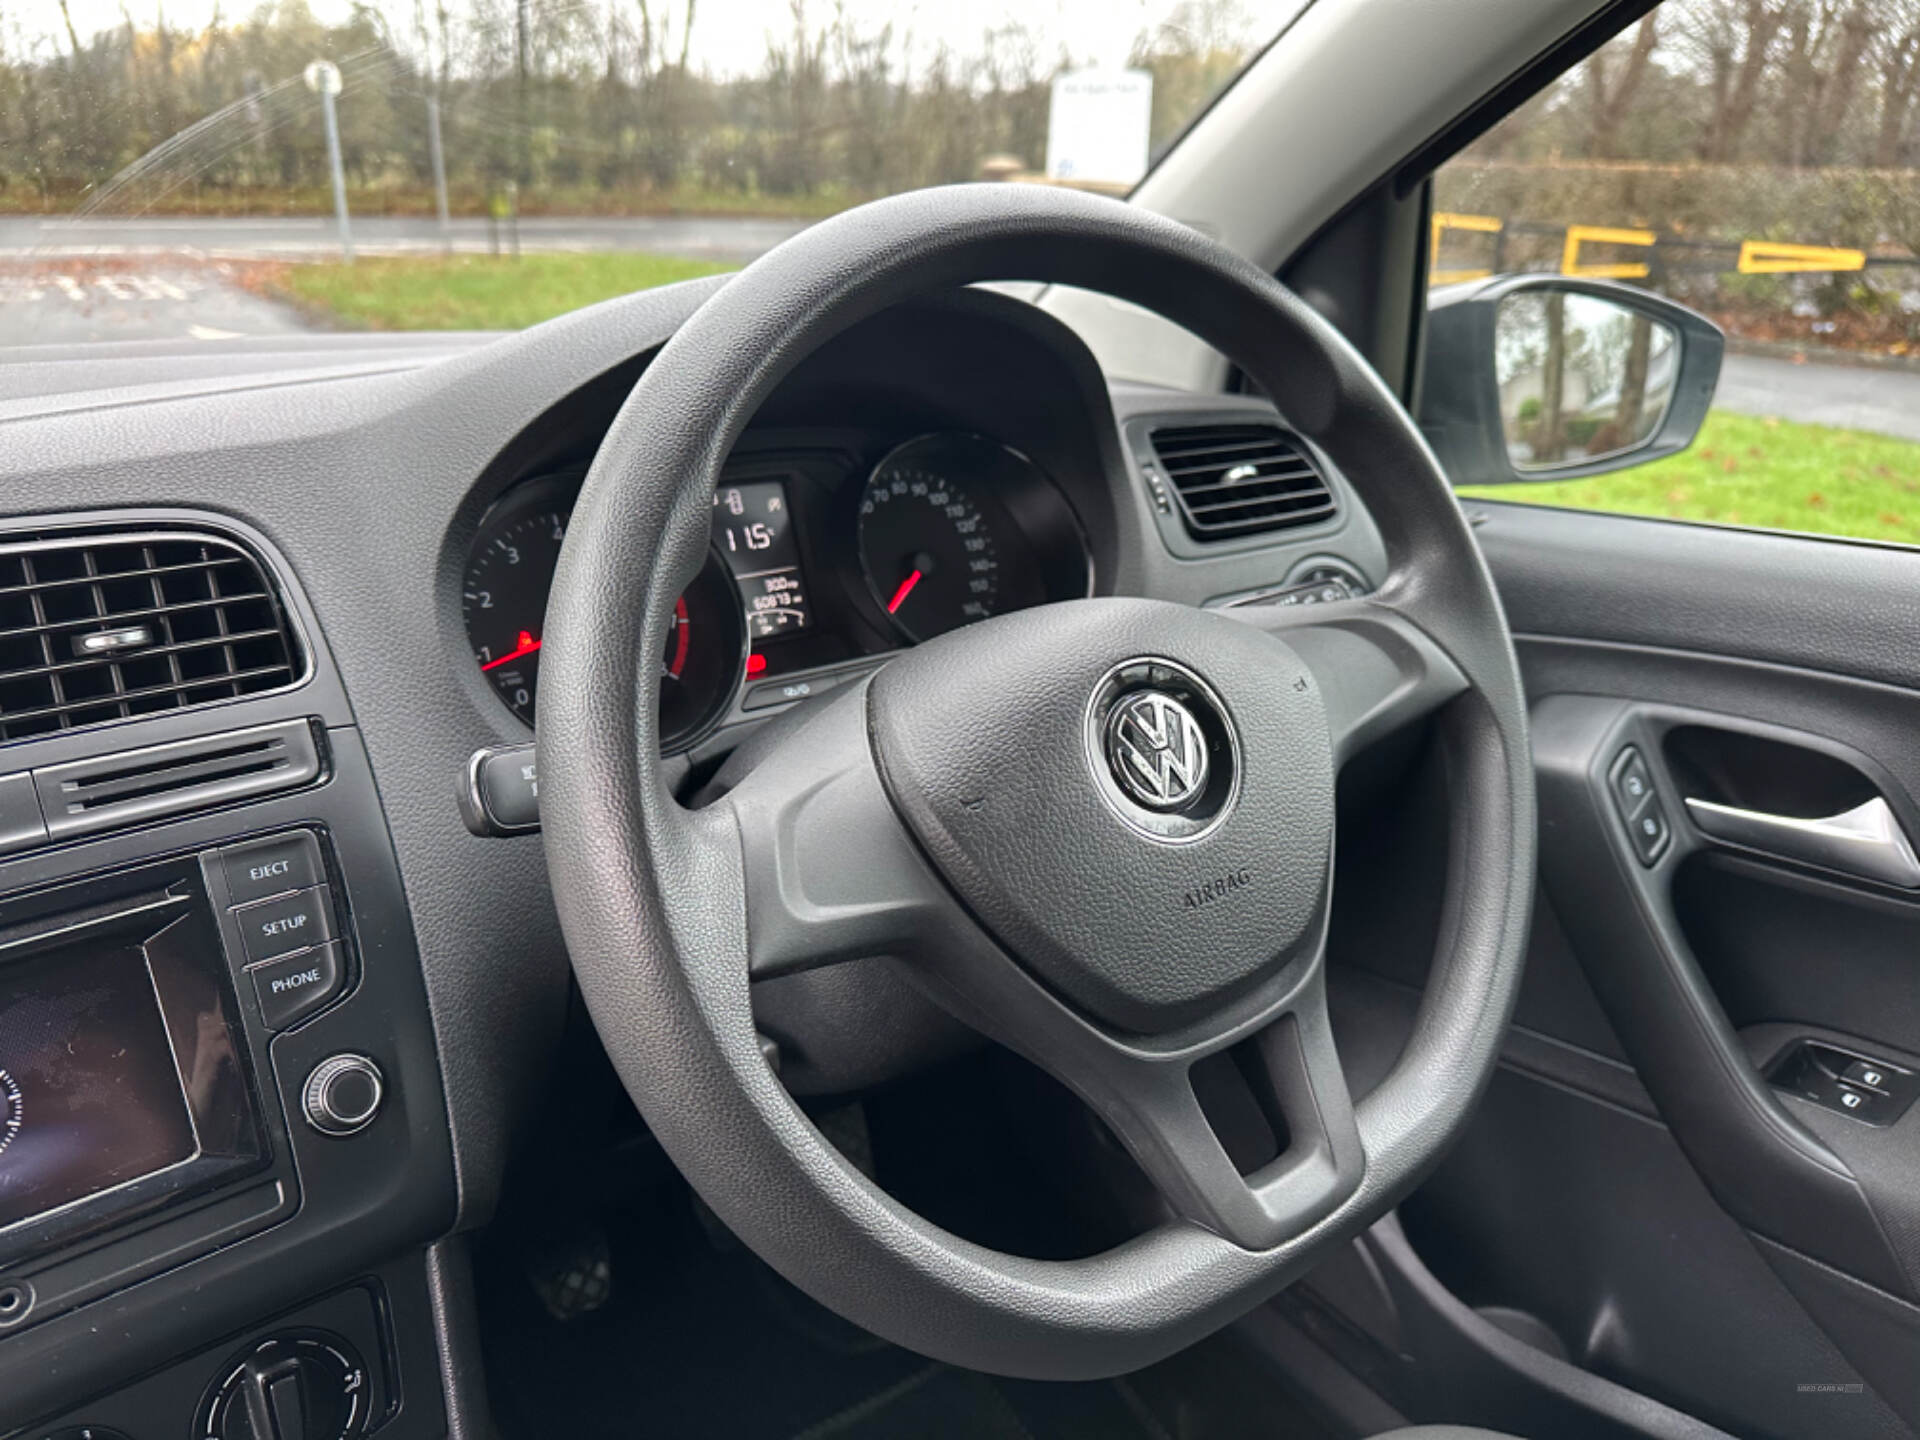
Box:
[0,0,1301,347]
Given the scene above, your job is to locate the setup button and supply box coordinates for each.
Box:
[235,884,336,963]
[250,941,346,1030]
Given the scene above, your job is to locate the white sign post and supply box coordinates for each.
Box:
[1045,69,1153,187]
[304,60,354,264]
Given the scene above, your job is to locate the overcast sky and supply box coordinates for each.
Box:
[11,0,1305,75]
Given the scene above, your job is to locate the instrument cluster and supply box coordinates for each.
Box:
[460,429,1092,753]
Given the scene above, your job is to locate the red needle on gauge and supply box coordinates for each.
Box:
[886,569,923,615]
[482,629,542,670]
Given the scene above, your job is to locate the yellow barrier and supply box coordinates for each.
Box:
[1737,240,1866,274]
[1426,219,1887,283]
[1560,225,1656,279]
[1430,211,1503,284]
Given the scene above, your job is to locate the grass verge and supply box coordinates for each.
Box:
[252,251,735,331]
[1460,409,1920,546]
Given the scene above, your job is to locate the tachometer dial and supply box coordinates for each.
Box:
[464,493,568,723]
[0,1067,20,1159]
[462,479,746,753]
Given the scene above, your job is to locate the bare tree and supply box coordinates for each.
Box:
[1776,0,1873,165]
[1684,0,1784,161]
[1874,0,1920,164]
[1587,12,1660,157]
[53,0,82,56]
[1130,0,1259,153]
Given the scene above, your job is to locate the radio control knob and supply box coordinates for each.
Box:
[302,1054,384,1137]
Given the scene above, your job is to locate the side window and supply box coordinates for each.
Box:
[1426,0,1920,545]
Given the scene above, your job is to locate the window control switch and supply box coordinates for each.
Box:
[1842,1059,1894,1094]
[1608,746,1668,864]
[1611,747,1655,819]
[1834,1084,1890,1121]
[1627,798,1669,864]
[1768,1040,1918,1126]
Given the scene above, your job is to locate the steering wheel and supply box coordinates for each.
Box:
[538,185,1535,1380]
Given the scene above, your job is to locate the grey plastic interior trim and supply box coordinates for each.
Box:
[1042,0,1616,391]
[1685,796,1920,891]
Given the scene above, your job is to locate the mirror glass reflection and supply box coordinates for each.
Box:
[1496,292,1679,471]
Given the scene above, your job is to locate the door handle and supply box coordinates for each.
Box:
[1683,794,1920,888]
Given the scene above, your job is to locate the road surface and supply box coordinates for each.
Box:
[0,265,312,345]
[1710,351,1920,444]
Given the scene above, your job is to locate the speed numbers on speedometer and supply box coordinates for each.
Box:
[856,434,1017,642]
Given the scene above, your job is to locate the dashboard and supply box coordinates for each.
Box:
[461,428,1092,753]
[0,283,1386,1438]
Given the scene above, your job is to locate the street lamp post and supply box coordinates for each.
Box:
[304,60,353,264]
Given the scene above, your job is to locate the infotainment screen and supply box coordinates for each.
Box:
[0,933,199,1231]
[0,859,265,1265]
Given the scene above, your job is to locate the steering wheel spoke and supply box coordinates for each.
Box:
[1096,973,1363,1251]
[720,680,971,979]
[1230,600,1468,766]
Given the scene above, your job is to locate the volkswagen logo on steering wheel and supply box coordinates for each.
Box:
[1105,690,1210,811]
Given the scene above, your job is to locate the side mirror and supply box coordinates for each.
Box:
[1419,275,1723,486]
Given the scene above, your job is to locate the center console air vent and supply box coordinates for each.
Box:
[1147,424,1336,542]
[30,720,322,844]
[0,531,301,742]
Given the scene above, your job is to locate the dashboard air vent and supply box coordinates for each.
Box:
[1147,424,1336,542]
[33,720,322,842]
[0,531,300,741]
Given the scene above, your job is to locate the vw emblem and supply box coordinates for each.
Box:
[1104,690,1210,811]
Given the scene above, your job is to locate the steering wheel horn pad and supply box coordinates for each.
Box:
[870,596,1333,1036]
[537,184,1535,1380]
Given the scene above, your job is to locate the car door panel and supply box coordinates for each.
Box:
[1321,962,1899,1440]
[1474,502,1920,695]
[1318,498,1920,1439]
[1531,692,1916,1299]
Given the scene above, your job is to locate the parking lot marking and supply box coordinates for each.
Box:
[0,271,208,305]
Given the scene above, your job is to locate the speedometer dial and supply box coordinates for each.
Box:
[857,434,1044,642]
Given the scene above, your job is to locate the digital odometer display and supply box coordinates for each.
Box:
[711,480,810,640]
